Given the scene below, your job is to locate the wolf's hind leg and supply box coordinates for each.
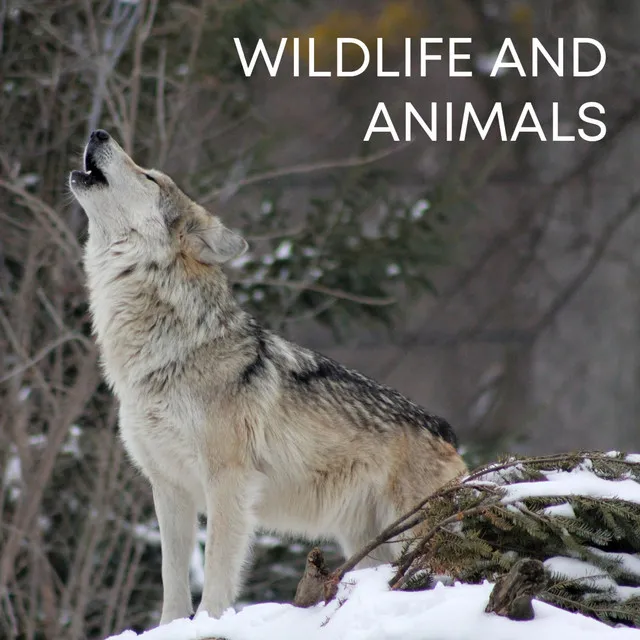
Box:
[337,504,400,569]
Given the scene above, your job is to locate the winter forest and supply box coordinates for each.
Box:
[2,1,640,638]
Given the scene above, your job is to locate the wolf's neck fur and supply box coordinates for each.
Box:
[84,242,245,390]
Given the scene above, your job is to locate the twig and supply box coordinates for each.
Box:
[388,500,497,590]
[155,43,167,150]
[0,179,81,260]
[374,101,640,381]
[202,141,413,203]
[126,0,158,153]
[0,333,93,384]
[292,479,493,607]
[237,277,397,307]
[532,189,640,336]
[157,0,207,167]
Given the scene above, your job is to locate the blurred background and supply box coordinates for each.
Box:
[1,0,640,637]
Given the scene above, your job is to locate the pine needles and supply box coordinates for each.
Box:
[388,451,640,628]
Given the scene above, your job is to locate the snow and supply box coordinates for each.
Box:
[410,199,430,220]
[588,548,640,578]
[467,455,640,506]
[133,522,161,545]
[544,556,618,591]
[468,462,525,485]
[104,565,640,640]
[18,173,40,188]
[306,267,323,281]
[3,452,21,485]
[275,240,293,260]
[542,503,576,518]
[18,386,31,402]
[618,586,640,600]
[254,534,283,548]
[229,253,253,270]
[189,544,205,592]
[476,52,505,76]
[29,433,48,446]
[3,450,23,502]
[545,554,640,602]
[62,424,83,458]
[500,468,640,505]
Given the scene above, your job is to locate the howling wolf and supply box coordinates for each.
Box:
[69,129,466,624]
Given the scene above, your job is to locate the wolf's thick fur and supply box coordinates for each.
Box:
[69,130,467,624]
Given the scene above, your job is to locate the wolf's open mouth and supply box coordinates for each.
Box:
[81,151,108,187]
[69,151,109,190]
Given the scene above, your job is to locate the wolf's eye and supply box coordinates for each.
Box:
[145,173,158,184]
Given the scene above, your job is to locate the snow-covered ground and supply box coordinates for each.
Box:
[107,565,640,640]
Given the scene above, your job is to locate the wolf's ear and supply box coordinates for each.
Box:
[189,222,248,265]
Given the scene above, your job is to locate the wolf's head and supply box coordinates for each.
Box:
[69,130,247,266]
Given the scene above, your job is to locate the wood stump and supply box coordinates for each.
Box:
[485,558,547,621]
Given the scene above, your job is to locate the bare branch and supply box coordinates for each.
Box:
[203,141,414,204]
[236,278,396,307]
[533,189,640,336]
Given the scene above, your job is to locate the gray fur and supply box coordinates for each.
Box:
[69,130,467,624]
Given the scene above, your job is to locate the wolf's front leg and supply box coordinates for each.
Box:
[152,481,197,625]
[196,468,256,619]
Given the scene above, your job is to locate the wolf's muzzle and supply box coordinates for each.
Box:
[70,129,111,189]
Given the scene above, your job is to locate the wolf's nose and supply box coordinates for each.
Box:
[90,129,110,143]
